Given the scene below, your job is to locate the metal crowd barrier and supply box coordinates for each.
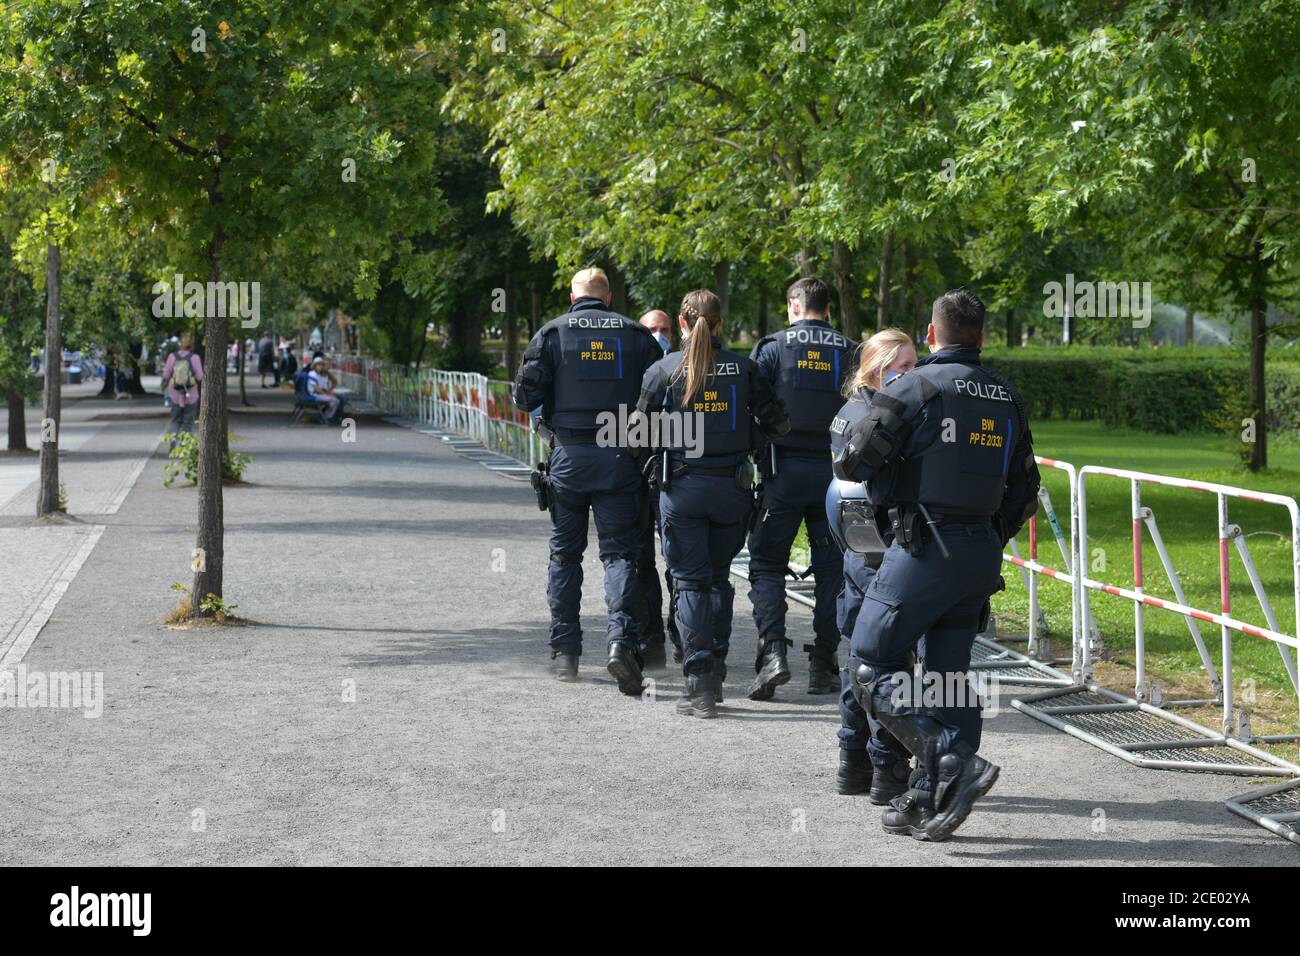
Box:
[328,356,543,471]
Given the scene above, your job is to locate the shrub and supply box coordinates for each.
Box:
[163,432,252,487]
[981,347,1300,436]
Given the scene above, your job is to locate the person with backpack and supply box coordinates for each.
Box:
[162,335,204,445]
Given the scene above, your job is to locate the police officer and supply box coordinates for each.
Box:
[833,289,1039,841]
[746,278,856,700]
[636,290,789,717]
[514,268,664,694]
[632,309,681,668]
[826,329,917,801]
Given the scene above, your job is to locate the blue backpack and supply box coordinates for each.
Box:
[292,368,311,395]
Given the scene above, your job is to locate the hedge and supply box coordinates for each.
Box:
[980,347,1300,436]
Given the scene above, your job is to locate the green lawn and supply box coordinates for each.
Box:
[794,422,1300,727]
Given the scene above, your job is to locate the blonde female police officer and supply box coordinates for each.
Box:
[635,290,789,717]
[826,329,917,803]
[514,268,664,694]
[833,289,1039,841]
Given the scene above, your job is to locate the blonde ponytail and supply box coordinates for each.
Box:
[673,290,723,408]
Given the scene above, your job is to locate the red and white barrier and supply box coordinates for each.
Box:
[1077,466,1300,735]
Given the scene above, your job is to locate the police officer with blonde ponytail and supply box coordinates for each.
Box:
[636,290,789,717]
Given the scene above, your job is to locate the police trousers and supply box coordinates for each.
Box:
[846,522,1003,765]
[546,444,641,655]
[747,453,843,660]
[634,485,678,650]
[659,472,752,675]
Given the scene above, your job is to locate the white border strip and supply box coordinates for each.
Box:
[0,525,105,668]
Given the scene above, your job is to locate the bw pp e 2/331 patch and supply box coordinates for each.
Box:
[961,414,1013,476]
[571,336,622,380]
[793,347,839,391]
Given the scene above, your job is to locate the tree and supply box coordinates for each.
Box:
[944,0,1300,469]
[4,0,462,611]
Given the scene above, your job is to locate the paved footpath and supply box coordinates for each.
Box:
[0,383,1296,865]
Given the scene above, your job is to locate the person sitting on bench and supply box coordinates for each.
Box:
[306,356,346,425]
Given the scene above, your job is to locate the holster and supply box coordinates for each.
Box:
[535,417,555,446]
[888,505,926,557]
[530,462,552,512]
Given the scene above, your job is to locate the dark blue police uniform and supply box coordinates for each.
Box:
[514,297,664,693]
[833,344,1039,837]
[633,342,681,666]
[637,340,789,712]
[746,320,856,699]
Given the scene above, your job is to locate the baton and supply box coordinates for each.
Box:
[916,502,951,561]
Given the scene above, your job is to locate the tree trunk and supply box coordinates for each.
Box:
[1184,302,1195,347]
[876,232,893,332]
[505,270,519,376]
[831,240,861,341]
[608,263,628,316]
[796,246,816,278]
[5,386,26,451]
[192,215,228,614]
[1247,242,1267,472]
[37,242,62,517]
[237,335,250,405]
[1006,309,1020,348]
[449,298,485,356]
[756,286,769,339]
[714,262,731,326]
[529,285,541,338]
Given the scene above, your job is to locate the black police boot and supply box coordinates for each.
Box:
[747,639,791,701]
[921,753,1000,842]
[714,659,726,704]
[806,645,840,695]
[606,641,645,696]
[553,652,579,682]
[881,789,934,838]
[836,748,873,796]
[869,761,912,806]
[676,674,718,719]
[640,639,668,671]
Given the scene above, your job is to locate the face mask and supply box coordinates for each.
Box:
[883,369,904,385]
[654,332,670,352]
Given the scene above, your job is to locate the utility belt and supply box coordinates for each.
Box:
[887,504,992,559]
[551,428,601,446]
[759,441,830,479]
[659,455,754,494]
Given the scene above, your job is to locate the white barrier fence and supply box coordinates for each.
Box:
[330,355,544,469]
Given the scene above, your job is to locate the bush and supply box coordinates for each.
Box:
[981,347,1300,436]
[163,432,252,487]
